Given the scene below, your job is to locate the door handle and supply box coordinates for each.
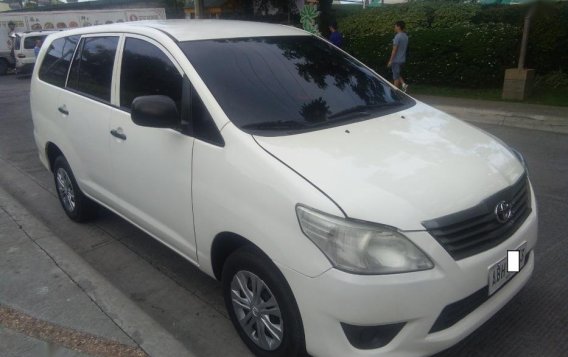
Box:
[58,105,69,115]
[110,129,127,141]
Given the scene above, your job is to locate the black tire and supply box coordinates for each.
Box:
[222,246,307,357]
[53,156,97,222]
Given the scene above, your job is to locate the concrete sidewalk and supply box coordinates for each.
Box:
[0,186,193,357]
[415,95,568,134]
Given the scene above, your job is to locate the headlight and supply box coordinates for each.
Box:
[296,205,434,274]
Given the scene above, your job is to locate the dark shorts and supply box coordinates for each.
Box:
[392,62,404,80]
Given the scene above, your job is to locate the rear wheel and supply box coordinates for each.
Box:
[53,156,96,222]
[222,246,306,357]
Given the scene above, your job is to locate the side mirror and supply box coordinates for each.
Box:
[131,95,179,128]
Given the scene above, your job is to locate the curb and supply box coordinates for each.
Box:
[413,95,568,135]
[0,159,194,357]
[433,105,568,134]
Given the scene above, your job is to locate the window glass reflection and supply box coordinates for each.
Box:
[68,36,118,102]
[120,38,182,113]
[181,36,411,134]
[39,35,80,88]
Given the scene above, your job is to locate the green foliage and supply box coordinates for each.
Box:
[339,2,483,36]
[338,2,568,88]
[410,23,520,87]
[346,23,520,87]
[340,3,436,37]
[535,71,568,89]
[526,3,568,74]
[333,4,366,21]
[300,4,321,36]
[431,3,480,27]
[471,4,525,25]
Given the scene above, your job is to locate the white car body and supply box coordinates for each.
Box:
[30,20,538,357]
[14,31,59,73]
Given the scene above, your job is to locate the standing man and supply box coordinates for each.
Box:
[7,21,17,74]
[328,21,343,48]
[387,20,408,92]
[34,40,42,57]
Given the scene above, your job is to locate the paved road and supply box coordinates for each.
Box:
[1,75,567,356]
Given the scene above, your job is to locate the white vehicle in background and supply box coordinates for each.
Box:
[0,7,165,74]
[13,30,59,74]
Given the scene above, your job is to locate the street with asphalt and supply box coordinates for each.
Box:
[0,75,567,357]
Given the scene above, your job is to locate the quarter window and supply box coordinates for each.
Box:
[67,36,119,102]
[38,35,80,88]
[24,36,44,49]
[120,37,182,113]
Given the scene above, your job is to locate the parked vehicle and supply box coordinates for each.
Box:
[0,8,165,74]
[30,20,538,357]
[13,30,59,74]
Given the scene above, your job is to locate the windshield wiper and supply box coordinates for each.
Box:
[241,120,307,130]
[328,102,403,121]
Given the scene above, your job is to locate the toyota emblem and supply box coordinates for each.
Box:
[495,201,513,223]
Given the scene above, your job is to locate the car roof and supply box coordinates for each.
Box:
[49,19,310,42]
[16,30,60,37]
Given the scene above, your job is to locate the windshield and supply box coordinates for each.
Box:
[180,36,413,135]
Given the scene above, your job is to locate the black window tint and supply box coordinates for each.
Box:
[24,36,44,49]
[39,35,80,88]
[191,83,223,146]
[67,40,83,89]
[67,36,118,102]
[120,38,182,112]
[180,37,413,135]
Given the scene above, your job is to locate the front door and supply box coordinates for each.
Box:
[108,36,197,262]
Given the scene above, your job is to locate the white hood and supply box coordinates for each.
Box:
[254,102,525,231]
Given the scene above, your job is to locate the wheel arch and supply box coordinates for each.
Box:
[45,142,64,172]
[210,231,267,281]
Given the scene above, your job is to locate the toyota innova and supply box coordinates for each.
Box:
[30,20,538,357]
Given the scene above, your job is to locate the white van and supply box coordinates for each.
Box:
[30,20,538,357]
[14,31,59,74]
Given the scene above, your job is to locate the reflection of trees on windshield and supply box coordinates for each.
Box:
[181,37,410,133]
[300,97,330,123]
[275,38,389,106]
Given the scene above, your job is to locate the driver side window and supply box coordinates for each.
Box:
[120,37,182,117]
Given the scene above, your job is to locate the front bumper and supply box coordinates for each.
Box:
[279,201,538,357]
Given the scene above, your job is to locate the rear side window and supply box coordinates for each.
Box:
[119,37,182,111]
[39,35,80,88]
[67,36,119,102]
[14,36,21,50]
[24,36,44,49]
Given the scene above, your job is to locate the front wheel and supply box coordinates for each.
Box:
[222,246,306,357]
[53,156,96,222]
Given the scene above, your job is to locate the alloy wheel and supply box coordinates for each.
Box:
[56,168,76,212]
[230,270,284,351]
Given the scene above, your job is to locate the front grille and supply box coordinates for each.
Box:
[422,174,531,260]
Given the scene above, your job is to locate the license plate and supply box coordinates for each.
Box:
[488,242,527,296]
